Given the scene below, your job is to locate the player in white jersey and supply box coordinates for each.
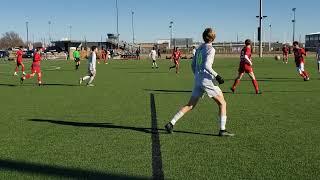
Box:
[79,46,98,87]
[165,28,234,137]
[150,47,159,69]
[316,44,320,73]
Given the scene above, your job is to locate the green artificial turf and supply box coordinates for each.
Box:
[0,57,319,179]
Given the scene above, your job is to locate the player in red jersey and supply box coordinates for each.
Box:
[231,39,261,94]
[14,47,26,76]
[282,44,289,64]
[20,47,43,86]
[169,47,182,74]
[293,41,310,81]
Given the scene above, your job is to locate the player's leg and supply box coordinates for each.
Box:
[231,72,244,93]
[169,61,176,70]
[175,62,179,74]
[318,60,320,73]
[165,96,201,133]
[154,60,158,68]
[14,64,19,76]
[21,63,25,75]
[248,71,261,94]
[87,71,96,86]
[299,63,309,81]
[37,72,42,85]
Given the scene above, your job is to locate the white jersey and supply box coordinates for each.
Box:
[88,52,97,71]
[192,43,218,82]
[192,48,197,56]
[150,50,157,60]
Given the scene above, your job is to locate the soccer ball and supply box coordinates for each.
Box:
[275,55,281,61]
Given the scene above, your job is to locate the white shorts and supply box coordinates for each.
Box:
[191,79,222,98]
[296,63,305,74]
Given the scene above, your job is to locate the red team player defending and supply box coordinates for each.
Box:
[293,41,310,81]
[231,39,261,94]
[169,47,182,73]
[21,47,43,86]
[14,47,26,76]
[282,44,289,64]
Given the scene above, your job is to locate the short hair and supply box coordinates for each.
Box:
[202,28,216,43]
[245,39,252,46]
[91,46,97,51]
[293,41,299,46]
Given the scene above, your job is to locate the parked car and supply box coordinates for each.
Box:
[0,50,9,58]
[23,50,34,58]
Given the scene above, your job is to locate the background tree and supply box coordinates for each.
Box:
[0,31,24,49]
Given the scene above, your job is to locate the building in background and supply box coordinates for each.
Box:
[305,32,320,52]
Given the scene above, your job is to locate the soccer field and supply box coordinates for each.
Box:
[0,57,319,179]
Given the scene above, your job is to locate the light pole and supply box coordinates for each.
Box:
[257,0,268,57]
[131,11,135,44]
[48,21,52,44]
[292,8,296,43]
[26,21,29,49]
[116,0,119,48]
[269,24,272,52]
[169,21,174,49]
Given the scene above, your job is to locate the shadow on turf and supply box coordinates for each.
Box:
[28,119,217,137]
[144,89,192,93]
[0,83,19,87]
[145,89,315,94]
[0,159,148,180]
[42,83,79,87]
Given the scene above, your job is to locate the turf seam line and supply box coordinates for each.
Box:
[150,93,164,180]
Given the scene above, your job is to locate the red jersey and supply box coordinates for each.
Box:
[16,50,23,62]
[172,51,181,60]
[240,47,252,63]
[282,47,289,54]
[293,48,306,65]
[32,52,41,66]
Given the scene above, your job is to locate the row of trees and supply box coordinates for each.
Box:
[0,31,43,50]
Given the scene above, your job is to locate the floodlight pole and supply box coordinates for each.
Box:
[269,24,272,52]
[131,11,135,44]
[169,21,174,49]
[26,21,29,50]
[68,25,72,41]
[116,0,119,48]
[259,0,263,57]
[48,21,52,44]
[292,8,296,43]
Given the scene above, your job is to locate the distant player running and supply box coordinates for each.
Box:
[73,48,81,70]
[293,41,310,81]
[165,28,234,137]
[14,46,26,76]
[79,46,98,87]
[316,44,320,73]
[231,39,261,94]
[282,44,289,64]
[20,47,43,86]
[150,47,159,69]
[169,47,182,74]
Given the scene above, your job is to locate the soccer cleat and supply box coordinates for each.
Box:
[219,130,235,137]
[20,77,24,84]
[22,72,26,75]
[256,91,262,94]
[165,122,174,134]
[79,78,83,85]
[230,88,235,93]
[87,84,95,87]
[304,77,310,81]
[14,72,18,76]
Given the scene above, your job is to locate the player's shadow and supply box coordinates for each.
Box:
[28,119,216,137]
[144,89,192,93]
[128,72,168,74]
[0,83,19,87]
[0,159,148,180]
[42,83,79,87]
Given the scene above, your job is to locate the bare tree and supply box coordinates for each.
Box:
[33,42,43,48]
[0,31,24,49]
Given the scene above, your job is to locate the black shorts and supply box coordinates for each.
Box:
[74,58,80,62]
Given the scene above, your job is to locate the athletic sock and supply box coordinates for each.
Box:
[170,111,185,125]
[220,116,227,131]
[299,73,306,78]
[232,79,240,90]
[302,71,309,78]
[252,80,259,93]
[88,76,95,84]
[82,76,90,81]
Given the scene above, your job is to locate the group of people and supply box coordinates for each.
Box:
[165,27,314,137]
[149,47,183,73]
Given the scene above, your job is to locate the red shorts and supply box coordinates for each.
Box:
[174,59,179,65]
[31,65,41,73]
[238,62,253,73]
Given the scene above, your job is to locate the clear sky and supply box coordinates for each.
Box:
[0,0,319,43]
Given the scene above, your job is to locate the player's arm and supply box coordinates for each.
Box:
[205,50,224,84]
[245,48,253,65]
